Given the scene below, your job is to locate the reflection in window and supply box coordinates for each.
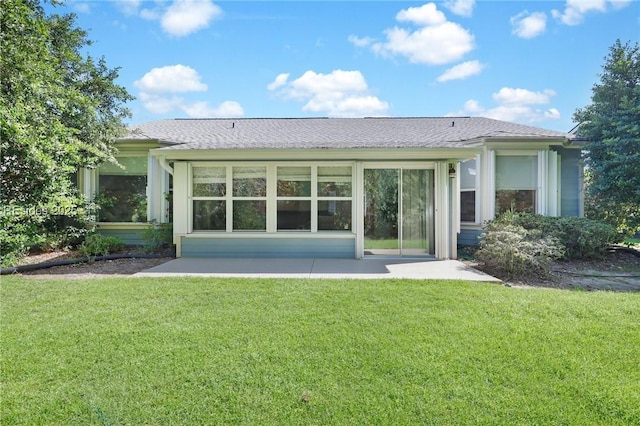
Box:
[277,200,311,230]
[233,167,266,197]
[233,200,266,230]
[193,200,225,231]
[460,191,476,222]
[460,159,477,223]
[318,166,352,231]
[193,167,226,197]
[98,157,147,222]
[318,166,352,197]
[277,167,311,197]
[191,164,353,232]
[495,155,537,214]
[318,200,352,231]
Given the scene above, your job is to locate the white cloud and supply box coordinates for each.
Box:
[511,11,547,39]
[288,70,368,98]
[396,3,447,26]
[360,2,474,65]
[448,87,561,124]
[140,8,160,21]
[552,0,631,26]
[123,0,222,36]
[460,99,483,113]
[180,100,244,118]
[443,0,475,17]
[135,64,243,118]
[268,70,390,117]
[347,35,375,48]
[115,0,142,16]
[492,88,556,105]
[138,93,184,115]
[70,1,91,14]
[437,60,485,82]
[267,73,289,91]
[134,65,208,93]
[161,0,222,37]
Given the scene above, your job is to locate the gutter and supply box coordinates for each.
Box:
[156,156,174,176]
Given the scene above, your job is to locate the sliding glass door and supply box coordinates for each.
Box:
[364,168,434,256]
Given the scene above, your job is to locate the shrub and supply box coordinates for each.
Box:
[78,233,124,257]
[0,198,97,267]
[0,204,47,267]
[142,222,173,252]
[476,223,564,279]
[495,213,621,259]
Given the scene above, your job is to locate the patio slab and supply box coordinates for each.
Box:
[134,257,501,281]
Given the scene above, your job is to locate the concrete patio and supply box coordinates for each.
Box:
[135,257,501,281]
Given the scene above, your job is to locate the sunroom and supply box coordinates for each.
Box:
[167,156,461,260]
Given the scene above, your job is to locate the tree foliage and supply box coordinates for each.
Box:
[573,39,640,235]
[0,0,133,263]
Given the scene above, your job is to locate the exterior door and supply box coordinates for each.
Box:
[364,168,434,256]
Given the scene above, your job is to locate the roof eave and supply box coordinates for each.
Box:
[149,147,482,161]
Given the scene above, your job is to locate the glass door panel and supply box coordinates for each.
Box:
[364,169,399,255]
[364,167,435,257]
[402,169,434,256]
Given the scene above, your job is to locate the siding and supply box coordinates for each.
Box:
[181,236,355,258]
[458,228,483,246]
[98,228,146,246]
[554,147,581,217]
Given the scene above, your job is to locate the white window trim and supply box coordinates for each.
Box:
[488,149,560,218]
[188,161,355,235]
[459,154,481,225]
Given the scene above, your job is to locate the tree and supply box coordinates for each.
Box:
[573,39,640,235]
[0,0,133,263]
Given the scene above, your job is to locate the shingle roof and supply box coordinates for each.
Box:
[124,117,569,150]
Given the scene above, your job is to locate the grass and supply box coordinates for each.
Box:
[2,276,639,425]
[623,236,640,247]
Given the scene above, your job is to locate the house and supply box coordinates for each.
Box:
[79,117,583,260]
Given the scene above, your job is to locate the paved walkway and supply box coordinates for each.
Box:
[135,257,501,281]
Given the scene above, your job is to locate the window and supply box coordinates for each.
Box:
[318,166,352,231]
[191,164,353,232]
[459,159,477,222]
[193,167,225,231]
[97,157,147,222]
[277,167,311,230]
[232,167,267,231]
[495,155,537,214]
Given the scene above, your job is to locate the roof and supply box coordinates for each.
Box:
[124,117,570,150]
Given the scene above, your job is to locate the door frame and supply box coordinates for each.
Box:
[357,162,438,258]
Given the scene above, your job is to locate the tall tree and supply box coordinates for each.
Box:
[0,0,133,262]
[573,39,640,235]
[1,0,132,205]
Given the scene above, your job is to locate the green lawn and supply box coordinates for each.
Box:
[624,237,640,246]
[2,276,639,425]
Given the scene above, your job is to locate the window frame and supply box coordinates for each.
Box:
[96,155,148,224]
[459,156,480,224]
[189,162,355,234]
[492,150,540,217]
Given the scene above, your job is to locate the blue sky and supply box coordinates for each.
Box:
[54,0,639,131]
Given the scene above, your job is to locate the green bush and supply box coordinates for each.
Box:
[494,213,621,259]
[476,222,564,278]
[0,209,42,267]
[78,233,124,257]
[0,198,97,267]
[142,222,173,252]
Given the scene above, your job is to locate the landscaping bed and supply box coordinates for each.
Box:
[466,246,640,292]
[13,249,174,279]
